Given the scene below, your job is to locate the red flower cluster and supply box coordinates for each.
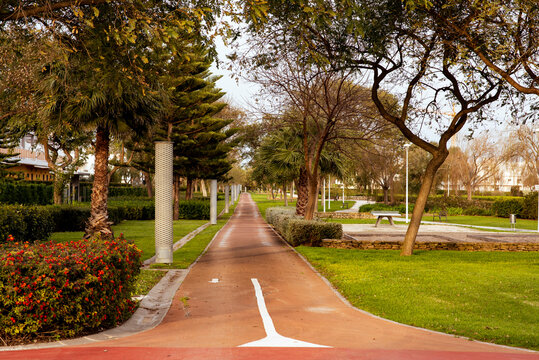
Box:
[0,235,141,342]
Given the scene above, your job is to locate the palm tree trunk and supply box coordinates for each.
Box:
[85,125,113,240]
[295,167,309,216]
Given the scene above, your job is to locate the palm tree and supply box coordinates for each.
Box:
[253,126,346,216]
[41,4,162,239]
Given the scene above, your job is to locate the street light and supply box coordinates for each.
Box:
[404,143,412,223]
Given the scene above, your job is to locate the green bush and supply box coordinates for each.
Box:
[462,207,492,216]
[520,192,538,220]
[0,235,141,344]
[109,186,147,198]
[177,201,210,220]
[0,205,54,243]
[0,182,53,205]
[446,207,463,216]
[492,198,524,218]
[265,207,342,246]
[358,203,412,213]
[286,219,343,246]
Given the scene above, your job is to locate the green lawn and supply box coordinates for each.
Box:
[51,219,209,261]
[423,215,538,231]
[150,217,230,269]
[132,270,167,297]
[296,247,539,350]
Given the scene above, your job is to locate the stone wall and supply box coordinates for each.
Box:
[321,239,539,252]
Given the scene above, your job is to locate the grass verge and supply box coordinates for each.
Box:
[51,219,208,261]
[296,247,539,350]
[150,210,234,270]
[132,270,167,297]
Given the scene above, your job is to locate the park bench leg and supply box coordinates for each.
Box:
[374,217,381,227]
[388,216,395,226]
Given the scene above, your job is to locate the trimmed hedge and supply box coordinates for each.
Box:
[0,205,55,243]
[177,201,210,220]
[0,199,215,243]
[286,219,343,246]
[492,198,523,218]
[266,207,342,246]
[0,235,141,344]
[0,182,53,205]
[109,186,147,198]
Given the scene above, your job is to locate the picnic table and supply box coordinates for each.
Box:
[371,211,401,227]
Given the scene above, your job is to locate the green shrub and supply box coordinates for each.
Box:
[109,186,147,198]
[177,201,210,220]
[492,198,524,218]
[358,203,412,213]
[0,235,141,344]
[446,207,463,216]
[286,219,343,246]
[266,207,295,225]
[0,182,53,205]
[462,207,492,216]
[520,192,538,220]
[265,207,342,247]
[0,205,54,243]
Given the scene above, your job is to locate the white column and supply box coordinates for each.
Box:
[405,143,411,223]
[342,180,345,205]
[225,185,229,214]
[210,179,217,225]
[328,176,331,209]
[154,141,173,264]
[322,178,326,213]
[231,184,235,206]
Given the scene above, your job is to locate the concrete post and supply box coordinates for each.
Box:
[210,179,217,225]
[322,178,326,213]
[231,184,235,206]
[154,141,173,264]
[225,185,230,213]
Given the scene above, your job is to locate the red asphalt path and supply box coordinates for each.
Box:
[2,194,538,360]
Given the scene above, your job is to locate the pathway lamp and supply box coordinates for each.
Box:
[404,143,412,223]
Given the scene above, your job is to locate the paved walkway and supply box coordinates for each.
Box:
[2,194,538,360]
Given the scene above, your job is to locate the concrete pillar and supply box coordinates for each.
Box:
[154,141,173,264]
[225,185,230,213]
[210,179,217,225]
[322,178,326,213]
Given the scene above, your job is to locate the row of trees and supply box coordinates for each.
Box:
[0,1,241,238]
[237,0,538,255]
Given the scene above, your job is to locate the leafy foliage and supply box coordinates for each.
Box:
[0,235,141,344]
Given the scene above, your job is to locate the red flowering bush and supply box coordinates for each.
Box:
[0,235,141,344]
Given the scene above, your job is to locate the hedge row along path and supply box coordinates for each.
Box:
[3,194,538,360]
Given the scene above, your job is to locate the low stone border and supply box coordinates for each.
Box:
[316,212,374,219]
[322,239,539,251]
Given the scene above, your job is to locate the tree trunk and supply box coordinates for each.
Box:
[401,152,448,256]
[85,125,113,240]
[53,177,65,205]
[283,182,288,207]
[304,174,319,220]
[143,171,153,199]
[185,177,193,200]
[467,185,473,201]
[390,177,395,204]
[383,186,389,204]
[201,179,208,197]
[295,167,309,216]
[173,175,180,221]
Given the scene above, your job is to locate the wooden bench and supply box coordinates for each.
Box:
[433,210,448,221]
[341,202,349,209]
[371,211,401,227]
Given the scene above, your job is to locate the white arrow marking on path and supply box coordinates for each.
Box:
[238,278,330,348]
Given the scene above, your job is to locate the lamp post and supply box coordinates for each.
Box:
[404,143,412,223]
